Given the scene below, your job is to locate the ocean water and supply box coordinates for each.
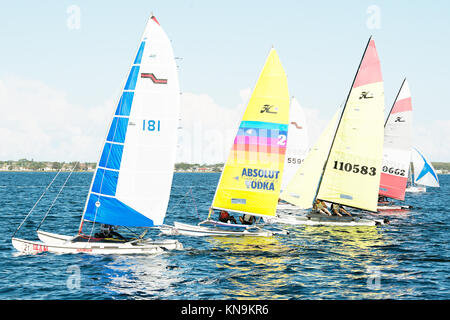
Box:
[0,172,448,300]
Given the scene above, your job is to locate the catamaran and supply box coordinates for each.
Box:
[12,15,184,254]
[377,79,414,211]
[405,147,440,192]
[267,37,388,226]
[161,48,291,236]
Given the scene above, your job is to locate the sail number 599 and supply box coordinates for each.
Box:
[142,120,160,132]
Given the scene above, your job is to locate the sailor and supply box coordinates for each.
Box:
[239,214,255,225]
[95,224,126,240]
[218,210,237,224]
[313,199,332,216]
[378,195,389,204]
[330,203,351,217]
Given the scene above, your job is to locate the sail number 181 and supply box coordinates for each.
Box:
[143,120,160,132]
[333,161,376,176]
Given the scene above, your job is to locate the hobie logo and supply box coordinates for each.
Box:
[394,116,405,123]
[359,91,374,99]
[141,73,168,84]
[260,104,278,114]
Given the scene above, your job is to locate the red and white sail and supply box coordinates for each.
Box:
[379,79,412,200]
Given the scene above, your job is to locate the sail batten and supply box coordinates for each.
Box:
[211,49,290,217]
[81,16,180,228]
[316,38,385,212]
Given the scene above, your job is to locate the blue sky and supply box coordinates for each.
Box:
[1,1,450,162]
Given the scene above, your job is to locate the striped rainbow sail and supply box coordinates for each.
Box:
[280,109,340,208]
[280,97,309,191]
[211,48,290,217]
[316,38,385,212]
[379,79,412,200]
[411,147,440,187]
[80,16,180,227]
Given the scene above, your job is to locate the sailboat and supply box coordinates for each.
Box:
[377,79,414,211]
[405,147,440,192]
[269,38,388,226]
[277,97,309,211]
[12,15,184,254]
[162,48,291,236]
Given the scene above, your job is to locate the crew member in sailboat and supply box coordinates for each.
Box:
[313,199,332,216]
[330,203,351,217]
[239,214,255,225]
[218,210,237,224]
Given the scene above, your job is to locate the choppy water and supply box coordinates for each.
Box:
[0,172,448,299]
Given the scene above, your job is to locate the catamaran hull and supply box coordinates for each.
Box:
[405,186,426,193]
[36,230,182,251]
[377,205,411,211]
[160,222,275,237]
[265,214,385,226]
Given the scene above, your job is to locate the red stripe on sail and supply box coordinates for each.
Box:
[391,97,412,113]
[379,173,408,200]
[353,40,383,88]
[151,16,160,25]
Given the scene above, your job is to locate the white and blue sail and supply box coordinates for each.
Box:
[81,16,180,228]
[411,147,440,188]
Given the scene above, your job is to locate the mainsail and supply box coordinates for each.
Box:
[411,147,440,187]
[211,48,290,217]
[316,38,385,212]
[280,97,309,191]
[379,79,412,200]
[80,16,180,227]
[280,109,340,208]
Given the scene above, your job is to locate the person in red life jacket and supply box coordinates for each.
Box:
[218,210,237,224]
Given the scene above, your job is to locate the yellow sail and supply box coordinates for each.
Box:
[211,48,290,217]
[280,109,340,208]
[316,39,384,212]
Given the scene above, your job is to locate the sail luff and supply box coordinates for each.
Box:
[312,37,373,205]
[211,48,290,217]
[78,18,150,232]
[378,78,412,200]
[316,37,385,212]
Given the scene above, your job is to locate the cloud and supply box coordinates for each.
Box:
[0,76,111,162]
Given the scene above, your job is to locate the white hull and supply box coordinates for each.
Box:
[13,231,183,255]
[265,213,385,227]
[276,203,299,211]
[160,221,275,237]
[377,204,411,211]
[405,186,426,193]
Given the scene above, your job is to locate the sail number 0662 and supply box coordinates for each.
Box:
[333,161,376,176]
[142,120,160,132]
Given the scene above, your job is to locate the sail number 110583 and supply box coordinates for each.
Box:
[142,120,160,132]
[333,161,376,176]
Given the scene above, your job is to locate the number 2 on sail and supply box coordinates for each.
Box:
[142,120,161,131]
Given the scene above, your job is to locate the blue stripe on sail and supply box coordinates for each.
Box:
[133,41,146,65]
[92,168,119,196]
[124,66,140,91]
[99,143,124,170]
[84,194,154,227]
[115,92,134,116]
[237,127,288,139]
[107,117,129,143]
[240,121,288,131]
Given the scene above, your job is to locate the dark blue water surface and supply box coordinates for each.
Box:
[0,172,448,299]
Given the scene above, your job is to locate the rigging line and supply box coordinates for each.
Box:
[36,162,79,232]
[11,167,64,238]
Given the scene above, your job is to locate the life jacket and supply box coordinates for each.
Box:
[219,211,230,222]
